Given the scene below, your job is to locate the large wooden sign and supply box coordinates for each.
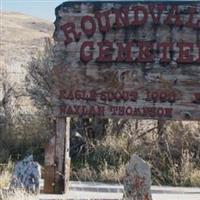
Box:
[53,1,200,120]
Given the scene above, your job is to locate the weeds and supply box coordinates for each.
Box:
[0,189,38,200]
[0,161,13,189]
[1,119,200,187]
[190,169,200,187]
[71,120,200,187]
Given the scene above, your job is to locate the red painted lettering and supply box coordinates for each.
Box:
[110,106,118,115]
[81,15,96,37]
[100,91,107,101]
[165,108,173,117]
[157,107,164,116]
[113,6,129,29]
[177,42,193,64]
[74,90,83,100]
[97,106,105,116]
[196,43,200,63]
[130,91,138,101]
[193,93,200,103]
[118,106,125,115]
[121,91,129,101]
[126,107,133,115]
[96,41,113,62]
[158,42,173,63]
[59,90,66,99]
[131,6,148,26]
[60,105,66,115]
[80,41,94,63]
[95,10,111,33]
[148,4,165,24]
[185,7,200,29]
[137,41,154,63]
[164,5,183,26]
[116,42,133,62]
[61,22,81,45]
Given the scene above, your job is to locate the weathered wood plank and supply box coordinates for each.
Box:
[52,2,200,120]
[64,117,70,193]
[55,117,66,193]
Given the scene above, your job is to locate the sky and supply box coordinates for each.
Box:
[1,0,199,22]
[1,0,65,21]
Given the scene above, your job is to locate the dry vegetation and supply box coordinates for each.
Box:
[71,120,200,187]
[0,161,12,189]
[0,12,199,191]
[0,190,38,200]
[0,12,53,125]
[0,12,54,168]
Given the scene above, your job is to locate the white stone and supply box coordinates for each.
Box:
[10,155,41,193]
[123,154,152,200]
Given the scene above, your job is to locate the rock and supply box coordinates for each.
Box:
[123,154,152,200]
[10,155,41,193]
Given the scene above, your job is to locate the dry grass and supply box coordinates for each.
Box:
[0,161,13,189]
[0,189,38,200]
[0,170,11,190]
[72,161,125,184]
[71,120,200,186]
[99,161,125,183]
[71,134,129,183]
[72,163,98,182]
[190,169,200,187]
[0,162,39,200]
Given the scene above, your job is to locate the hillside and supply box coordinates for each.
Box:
[1,11,53,76]
[0,12,54,113]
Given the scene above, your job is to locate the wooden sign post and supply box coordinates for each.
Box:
[54,117,70,194]
[64,117,71,193]
[44,117,70,194]
[50,0,200,195]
